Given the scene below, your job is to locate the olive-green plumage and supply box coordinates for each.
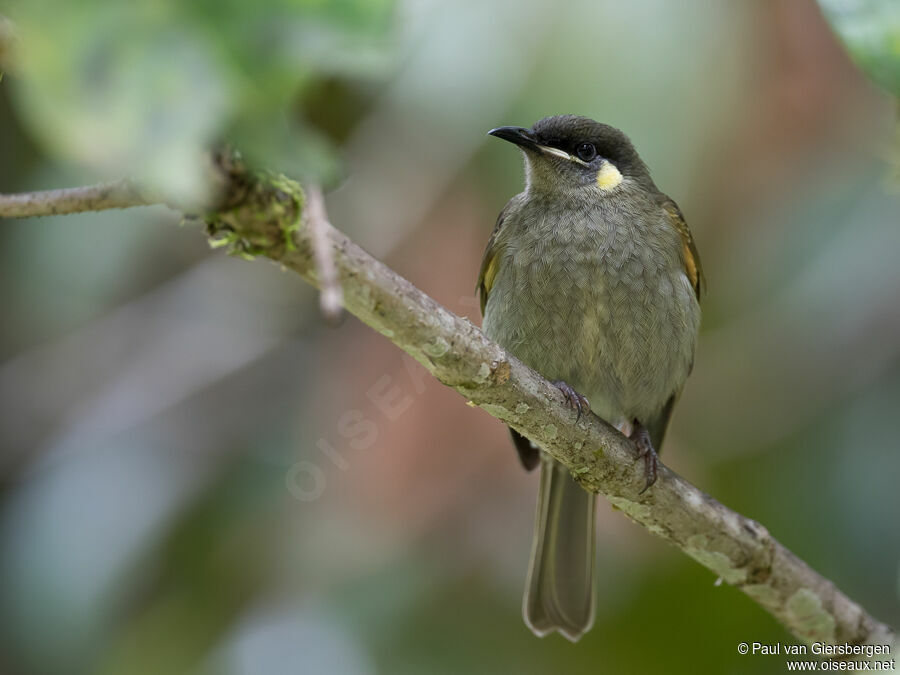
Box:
[479,115,702,642]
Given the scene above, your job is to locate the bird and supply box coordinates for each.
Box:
[477,115,703,642]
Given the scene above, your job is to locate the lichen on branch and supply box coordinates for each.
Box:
[203,150,305,261]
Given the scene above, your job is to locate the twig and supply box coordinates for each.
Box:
[304,185,344,323]
[0,179,156,218]
[1,168,896,651]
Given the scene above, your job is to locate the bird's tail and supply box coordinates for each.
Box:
[523,455,596,642]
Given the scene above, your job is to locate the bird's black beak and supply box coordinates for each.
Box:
[488,126,540,152]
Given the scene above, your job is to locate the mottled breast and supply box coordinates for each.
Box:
[482,192,700,427]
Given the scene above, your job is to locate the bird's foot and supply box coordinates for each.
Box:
[630,422,658,494]
[551,380,590,422]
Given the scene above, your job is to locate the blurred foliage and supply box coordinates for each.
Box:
[96,459,281,675]
[816,0,900,185]
[818,0,900,96]
[3,0,395,202]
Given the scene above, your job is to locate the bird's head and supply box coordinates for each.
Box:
[488,115,654,198]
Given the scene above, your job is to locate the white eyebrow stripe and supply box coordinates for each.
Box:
[536,145,589,166]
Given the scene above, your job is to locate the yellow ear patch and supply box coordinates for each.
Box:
[596,162,623,191]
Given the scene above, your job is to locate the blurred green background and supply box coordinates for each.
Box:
[1,0,899,673]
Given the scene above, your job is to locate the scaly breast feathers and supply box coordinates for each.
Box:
[483,221,699,425]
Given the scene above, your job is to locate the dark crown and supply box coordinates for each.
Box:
[531,115,651,181]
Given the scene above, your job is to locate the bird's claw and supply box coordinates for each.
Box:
[552,380,590,422]
[631,423,659,494]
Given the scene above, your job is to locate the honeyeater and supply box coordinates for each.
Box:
[478,115,703,641]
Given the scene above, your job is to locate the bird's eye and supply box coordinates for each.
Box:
[576,143,597,162]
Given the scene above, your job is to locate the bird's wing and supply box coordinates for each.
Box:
[478,203,543,472]
[648,197,704,450]
[659,196,705,301]
[476,202,512,315]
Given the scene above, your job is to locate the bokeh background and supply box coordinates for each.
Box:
[1,0,899,673]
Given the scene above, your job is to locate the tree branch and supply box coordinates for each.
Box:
[0,179,156,218]
[0,158,896,652]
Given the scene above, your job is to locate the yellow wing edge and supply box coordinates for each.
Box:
[661,198,705,301]
[477,205,511,315]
